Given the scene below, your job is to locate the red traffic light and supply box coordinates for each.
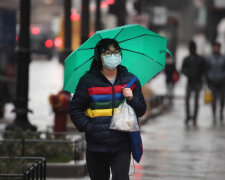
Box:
[45,39,53,48]
[54,37,63,48]
[32,27,41,35]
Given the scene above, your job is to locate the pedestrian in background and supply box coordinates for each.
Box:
[205,42,225,124]
[164,53,178,105]
[69,38,146,180]
[181,41,205,126]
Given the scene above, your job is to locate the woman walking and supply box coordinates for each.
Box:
[69,38,146,180]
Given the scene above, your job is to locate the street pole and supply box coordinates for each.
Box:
[63,0,72,61]
[205,0,214,43]
[6,0,36,131]
[117,0,126,26]
[96,0,101,30]
[63,0,72,97]
[81,0,90,43]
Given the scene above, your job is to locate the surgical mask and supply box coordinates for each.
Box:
[103,54,121,70]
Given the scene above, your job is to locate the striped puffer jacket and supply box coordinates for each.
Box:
[69,65,146,152]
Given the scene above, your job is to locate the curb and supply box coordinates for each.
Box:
[46,160,87,178]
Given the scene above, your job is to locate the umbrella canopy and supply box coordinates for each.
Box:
[64,24,169,93]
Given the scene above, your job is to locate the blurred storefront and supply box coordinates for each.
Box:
[207,0,225,47]
[0,8,17,118]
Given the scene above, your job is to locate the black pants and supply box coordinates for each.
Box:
[166,82,174,105]
[185,83,201,123]
[210,84,225,121]
[86,150,131,180]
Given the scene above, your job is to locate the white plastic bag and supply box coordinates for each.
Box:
[110,100,139,132]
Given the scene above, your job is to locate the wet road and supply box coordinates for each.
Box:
[2,57,224,180]
[131,98,225,180]
[49,96,225,180]
[23,58,225,180]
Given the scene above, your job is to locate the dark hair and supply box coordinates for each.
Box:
[213,41,221,48]
[89,38,121,71]
[189,41,196,53]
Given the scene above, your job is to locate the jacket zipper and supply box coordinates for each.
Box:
[112,86,115,116]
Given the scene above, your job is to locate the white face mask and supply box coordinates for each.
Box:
[103,54,122,70]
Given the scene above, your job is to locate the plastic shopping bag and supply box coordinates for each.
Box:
[110,100,139,132]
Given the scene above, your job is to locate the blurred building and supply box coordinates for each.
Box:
[206,0,225,45]
[0,1,17,117]
[136,0,225,56]
[0,0,19,10]
[145,0,193,43]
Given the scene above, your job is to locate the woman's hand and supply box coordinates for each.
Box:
[123,88,133,100]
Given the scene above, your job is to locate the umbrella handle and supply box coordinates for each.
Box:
[166,49,174,63]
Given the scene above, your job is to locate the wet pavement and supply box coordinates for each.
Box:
[48,96,225,180]
[132,97,225,180]
[131,48,225,180]
[1,49,225,179]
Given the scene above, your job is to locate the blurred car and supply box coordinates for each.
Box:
[29,25,55,60]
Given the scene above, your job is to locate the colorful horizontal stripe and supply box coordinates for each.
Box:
[90,100,121,110]
[88,84,136,96]
[86,84,136,118]
[91,93,124,102]
[86,108,118,118]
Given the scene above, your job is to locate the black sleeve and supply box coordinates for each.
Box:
[181,57,189,77]
[69,76,92,133]
[126,79,147,117]
[201,57,207,83]
[220,57,225,82]
[204,59,211,84]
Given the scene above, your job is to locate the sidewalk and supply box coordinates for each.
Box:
[132,47,225,179]
[47,79,225,180]
[2,46,225,180]
[134,97,225,180]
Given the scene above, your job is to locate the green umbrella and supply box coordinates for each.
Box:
[64,24,171,93]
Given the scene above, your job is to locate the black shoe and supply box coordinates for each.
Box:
[220,114,224,123]
[213,117,217,126]
[185,117,190,125]
[193,121,198,127]
[193,118,197,126]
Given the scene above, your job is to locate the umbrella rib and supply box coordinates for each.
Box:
[77,48,95,51]
[65,56,95,87]
[98,33,103,39]
[121,48,164,67]
[73,56,95,71]
[113,28,125,40]
[118,34,163,43]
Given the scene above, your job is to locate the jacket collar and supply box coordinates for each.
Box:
[90,65,128,85]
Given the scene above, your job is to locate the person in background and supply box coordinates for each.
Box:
[164,53,177,105]
[205,42,225,124]
[181,41,205,126]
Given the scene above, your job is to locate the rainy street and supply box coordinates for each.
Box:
[67,76,225,180]
[46,97,225,180]
[1,0,225,179]
[130,54,225,179]
[1,46,225,179]
[132,97,225,180]
[3,51,222,180]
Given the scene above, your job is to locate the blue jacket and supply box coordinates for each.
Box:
[206,54,225,85]
[69,65,146,152]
